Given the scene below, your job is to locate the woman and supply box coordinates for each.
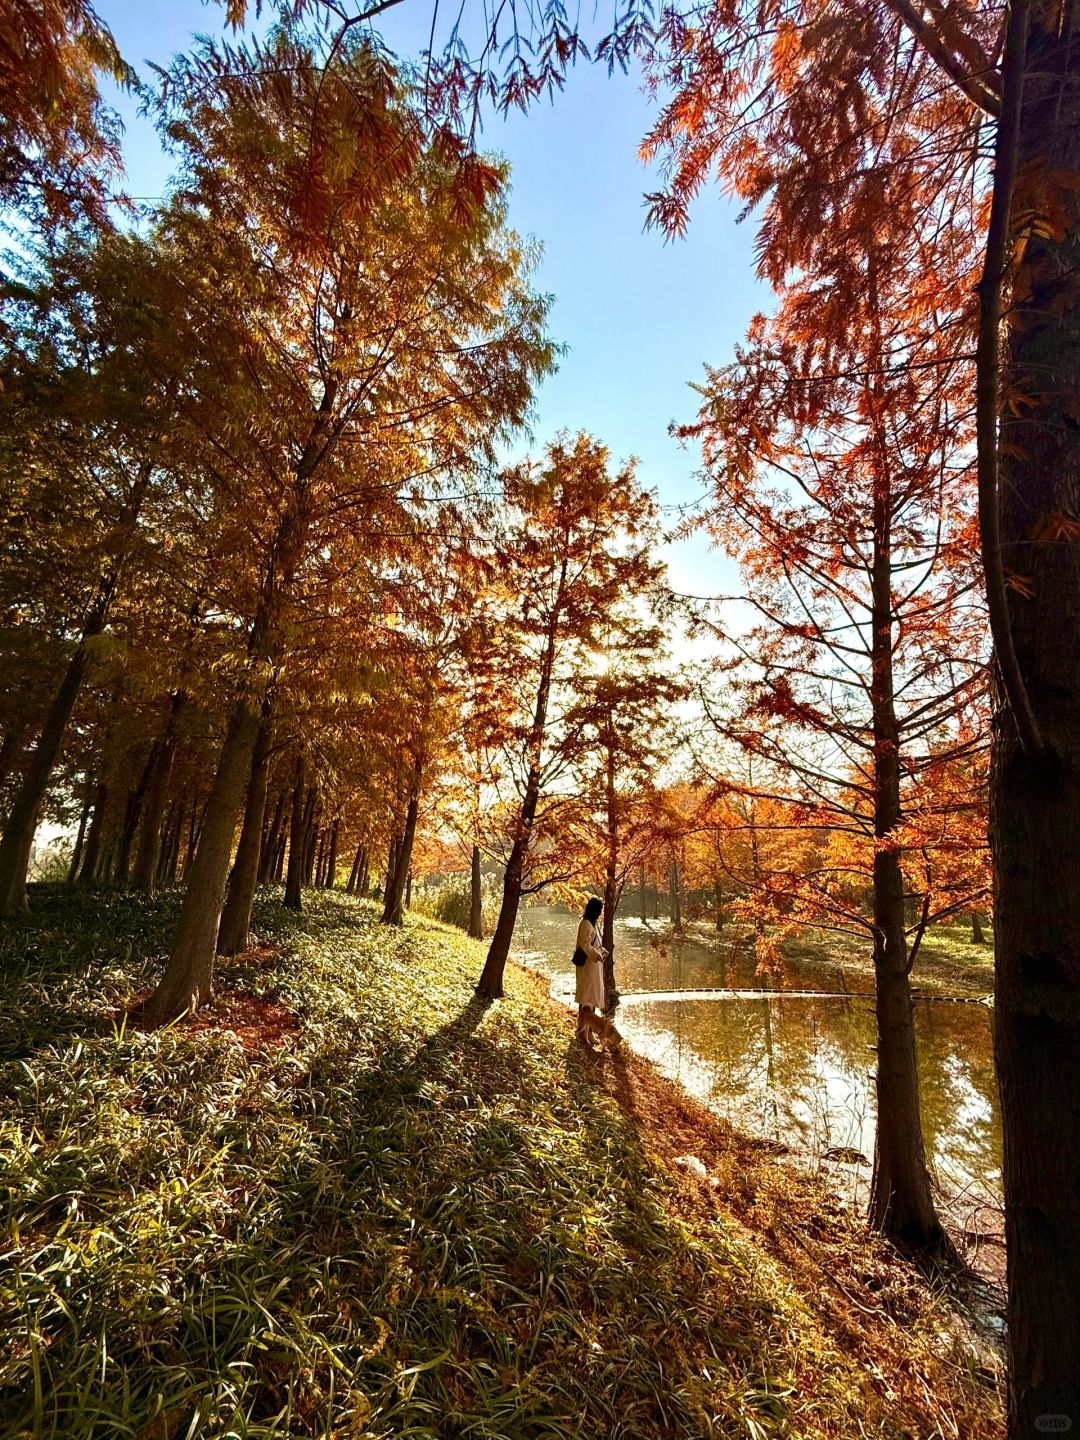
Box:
[575,897,621,1050]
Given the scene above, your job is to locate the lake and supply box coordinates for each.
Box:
[512,906,1001,1202]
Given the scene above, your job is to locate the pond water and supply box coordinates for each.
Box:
[512,906,1001,1199]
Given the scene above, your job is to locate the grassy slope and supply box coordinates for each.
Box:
[0,890,1002,1439]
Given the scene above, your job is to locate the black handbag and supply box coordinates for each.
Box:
[571,946,588,967]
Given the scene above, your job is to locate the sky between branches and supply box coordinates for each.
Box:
[95,0,760,639]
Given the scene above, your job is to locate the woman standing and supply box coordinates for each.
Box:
[575,897,621,1050]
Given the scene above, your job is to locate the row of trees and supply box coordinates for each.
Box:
[3,0,1077,1427]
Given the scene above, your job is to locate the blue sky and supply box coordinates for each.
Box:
[96,0,761,604]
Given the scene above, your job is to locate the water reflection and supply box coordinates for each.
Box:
[513,907,1001,1195]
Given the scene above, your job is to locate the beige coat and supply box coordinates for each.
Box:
[574,916,605,1009]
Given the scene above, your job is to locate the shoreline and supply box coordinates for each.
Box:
[513,944,1008,1295]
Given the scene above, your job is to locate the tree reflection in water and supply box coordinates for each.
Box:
[514,907,1000,1196]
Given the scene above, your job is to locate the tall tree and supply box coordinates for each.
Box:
[139,30,550,1019]
[642,0,1079,1414]
[475,432,663,999]
[572,620,684,1004]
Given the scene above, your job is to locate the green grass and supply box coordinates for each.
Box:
[0,888,1002,1439]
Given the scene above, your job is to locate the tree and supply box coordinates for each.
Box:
[474,433,663,998]
[0,230,190,917]
[0,0,130,223]
[137,30,551,1019]
[678,205,987,1247]
[641,0,1079,1413]
[572,619,684,1004]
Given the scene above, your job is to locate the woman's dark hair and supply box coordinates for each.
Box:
[584,897,603,923]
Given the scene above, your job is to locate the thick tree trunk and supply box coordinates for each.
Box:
[405,870,412,909]
[284,755,306,911]
[131,694,184,896]
[992,12,1080,1426]
[970,909,986,945]
[217,701,273,956]
[358,853,368,897]
[866,444,943,1250]
[469,844,483,938]
[142,696,262,1020]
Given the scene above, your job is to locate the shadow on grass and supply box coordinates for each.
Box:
[0,884,182,1061]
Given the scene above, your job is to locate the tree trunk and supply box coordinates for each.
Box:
[469,844,483,938]
[217,701,273,956]
[160,801,183,886]
[142,696,262,1020]
[475,563,566,999]
[383,762,422,926]
[66,793,91,884]
[258,788,286,886]
[131,693,184,896]
[383,834,399,898]
[346,839,364,895]
[638,867,647,923]
[284,755,306,911]
[603,740,618,1007]
[114,744,157,887]
[405,870,412,909]
[670,859,682,927]
[78,781,109,885]
[180,803,202,882]
[0,463,151,917]
[476,837,526,998]
[358,853,368,897]
[714,875,724,931]
[866,419,943,1251]
[300,789,319,888]
[992,11,1080,1426]
[325,817,340,890]
[602,879,617,1009]
[970,909,986,945]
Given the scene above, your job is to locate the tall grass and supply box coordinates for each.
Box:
[0,888,1001,1438]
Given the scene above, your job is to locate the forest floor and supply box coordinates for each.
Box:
[1,889,1003,1439]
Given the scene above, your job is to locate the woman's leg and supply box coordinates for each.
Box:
[577,1006,599,1046]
